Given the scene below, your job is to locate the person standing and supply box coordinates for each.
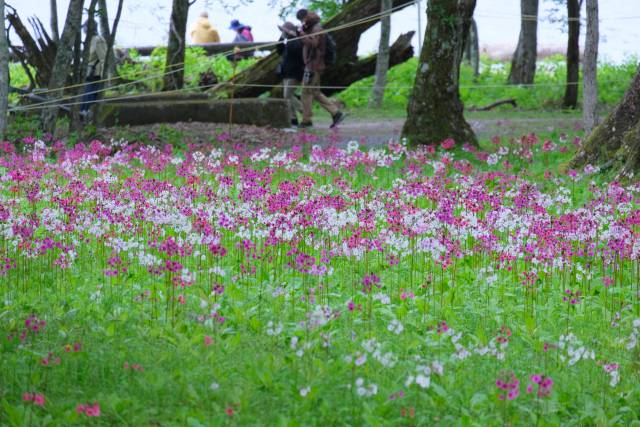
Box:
[276,21,304,127]
[296,9,344,129]
[229,19,255,60]
[190,11,221,44]
[80,22,107,119]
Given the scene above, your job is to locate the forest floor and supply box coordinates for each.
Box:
[98,110,585,148]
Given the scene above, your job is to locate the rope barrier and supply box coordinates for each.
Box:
[17,1,418,101]
[475,13,640,22]
[14,78,630,114]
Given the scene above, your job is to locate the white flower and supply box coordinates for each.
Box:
[355,378,377,397]
[431,361,444,376]
[387,319,404,335]
[415,374,430,388]
[299,386,311,397]
[355,353,367,366]
[210,382,220,391]
[405,375,415,387]
[266,321,283,336]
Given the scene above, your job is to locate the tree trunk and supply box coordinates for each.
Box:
[508,0,538,85]
[40,0,85,134]
[0,0,9,139]
[210,0,415,99]
[163,0,190,91]
[583,0,598,133]
[97,0,120,81]
[50,0,59,42]
[571,65,640,172]
[563,0,581,108]
[464,18,480,79]
[369,0,392,108]
[401,0,478,147]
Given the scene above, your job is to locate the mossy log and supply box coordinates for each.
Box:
[98,98,289,128]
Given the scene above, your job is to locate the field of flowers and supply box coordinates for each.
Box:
[1,130,640,426]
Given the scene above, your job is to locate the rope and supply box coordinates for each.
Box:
[17,1,418,102]
[14,78,631,114]
[475,13,640,22]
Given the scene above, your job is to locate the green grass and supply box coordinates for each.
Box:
[338,56,638,111]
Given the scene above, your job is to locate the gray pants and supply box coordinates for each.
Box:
[283,78,302,122]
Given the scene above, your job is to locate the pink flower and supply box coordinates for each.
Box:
[33,394,45,406]
[23,392,33,402]
[76,404,86,414]
[204,335,213,346]
[85,403,101,417]
[441,139,456,150]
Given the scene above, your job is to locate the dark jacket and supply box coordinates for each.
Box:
[276,35,305,81]
[301,12,326,72]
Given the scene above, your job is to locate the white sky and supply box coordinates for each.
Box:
[11,0,640,63]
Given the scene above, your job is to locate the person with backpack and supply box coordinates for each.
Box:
[296,9,345,129]
[190,11,221,44]
[229,19,255,60]
[276,21,305,127]
[80,20,107,120]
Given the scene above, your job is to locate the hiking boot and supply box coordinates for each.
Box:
[298,121,313,129]
[330,111,346,129]
[291,118,299,127]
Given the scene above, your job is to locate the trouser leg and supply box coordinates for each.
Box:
[81,79,102,113]
[301,75,314,123]
[302,72,338,122]
[283,78,301,121]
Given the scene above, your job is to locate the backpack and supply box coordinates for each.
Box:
[324,33,337,66]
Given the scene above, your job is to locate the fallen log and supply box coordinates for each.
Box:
[211,0,416,99]
[469,98,517,112]
[97,98,289,128]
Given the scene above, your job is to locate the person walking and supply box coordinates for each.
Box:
[80,21,107,119]
[229,19,255,60]
[276,21,304,127]
[296,9,344,129]
[190,11,220,44]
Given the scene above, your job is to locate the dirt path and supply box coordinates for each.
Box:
[99,115,584,148]
[311,116,584,147]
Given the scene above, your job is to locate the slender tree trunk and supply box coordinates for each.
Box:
[583,0,598,133]
[508,0,538,84]
[369,0,392,108]
[464,18,479,79]
[571,65,640,172]
[402,0,478,147]
[40,0,85,135]
[50,0,59,43]
[0,0,9,139]
[71,0,98,131]
[163,0,190,91]
[563,0,581,108]
[98,0,120,81]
